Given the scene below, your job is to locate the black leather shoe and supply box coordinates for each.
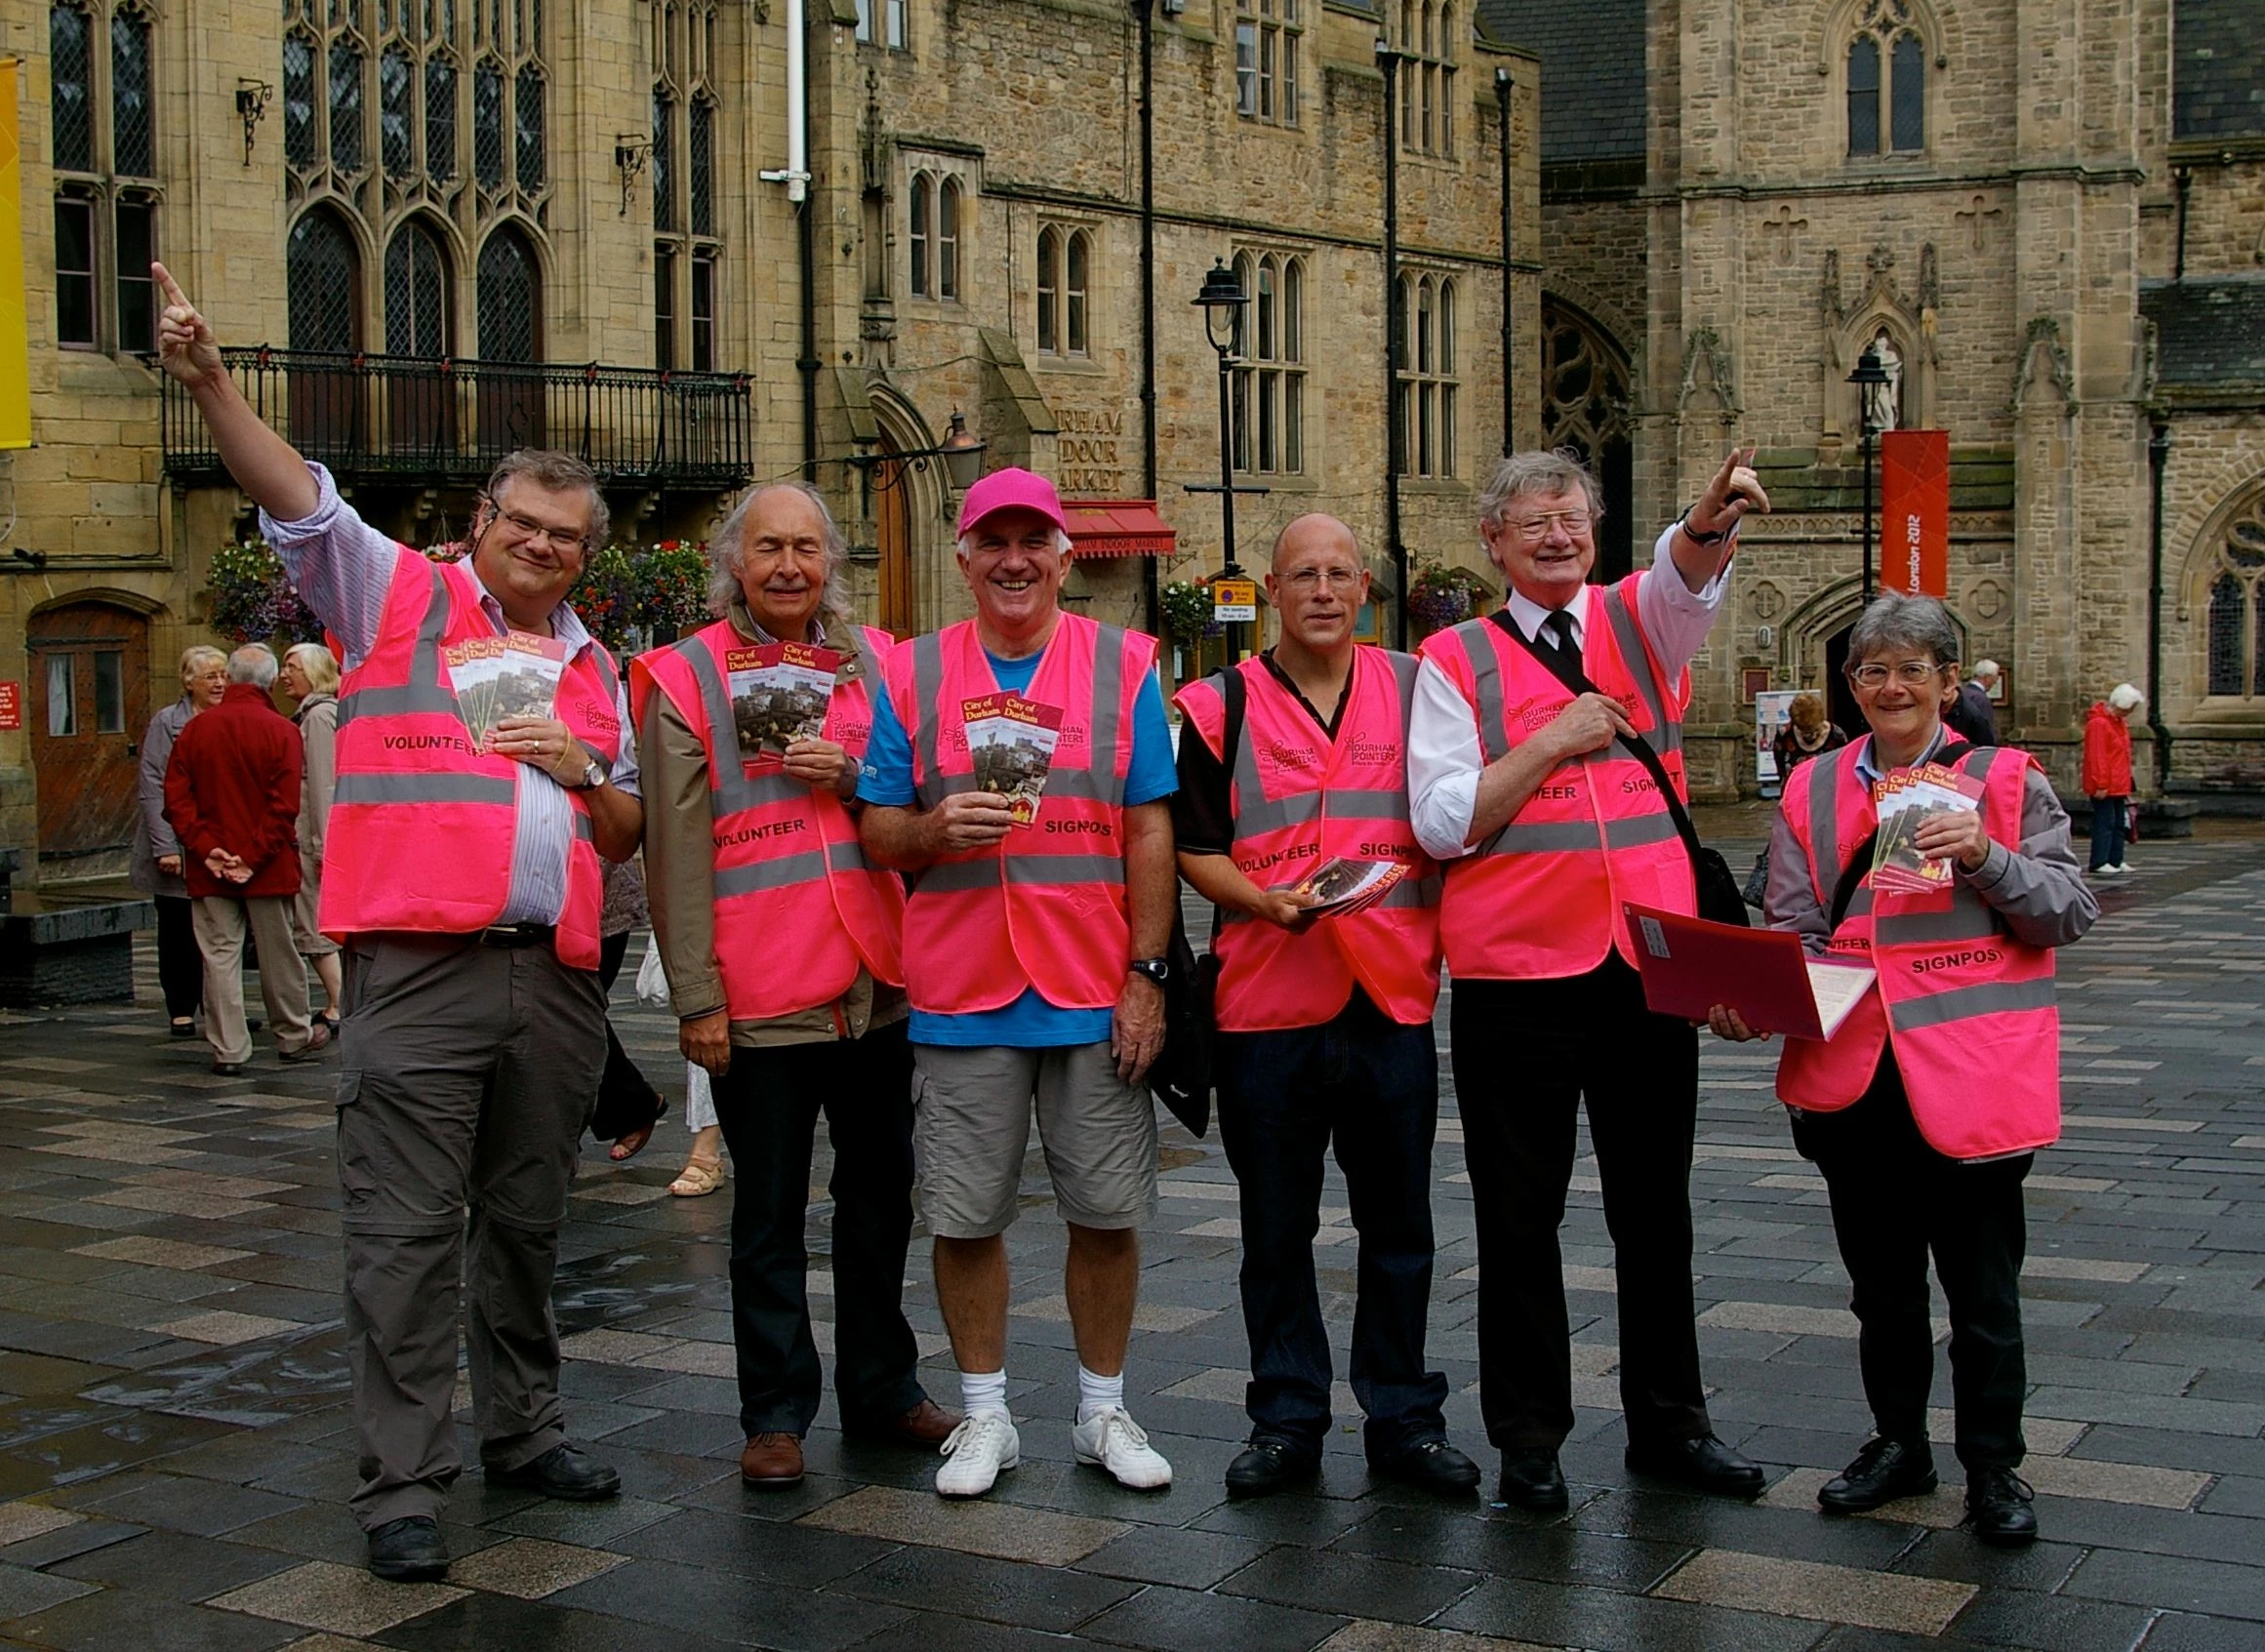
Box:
[367,1515,449,1582]
[485,1442,622,1502]
[1965,1466,2039,1547]
[1819,1437,1937,1514]
[1371,1438,1481,1496]
[1625,1433,1765,1499]
[1496,1448,1569,1512]
[1225,1437,1321,1498]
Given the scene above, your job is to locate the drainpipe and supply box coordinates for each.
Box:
[1377,39,1405,649]
[1138,0,1159,635]
[1495,65,1514,458]
[760,0,817,478]
[2147,423,2172,791]
[2172,166,2191,283]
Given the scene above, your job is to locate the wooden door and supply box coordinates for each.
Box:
[875,448,916,638]
[27,602,150,864]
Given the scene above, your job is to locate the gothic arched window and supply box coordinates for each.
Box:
[1232,250,1305,475]
[384,220,450,356]
[2203,504,2265,700]
[1846,0,1926,157]
[1541,296,1635,579]
[938,179,961,302]
[287,209,362,353]
[1066,230,1090,355]
[1035,224,1060,353]
[476,225,540,361]
[652,5,720,372]
[909,173,932,298]
[48,1,163,354]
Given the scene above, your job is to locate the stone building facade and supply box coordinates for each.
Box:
[0,0,1540,882]
[1483,0,2265,802]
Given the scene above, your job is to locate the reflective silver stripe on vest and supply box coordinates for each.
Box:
[1482,809,1681,857]
[1875,903,2004,944]
[714,851,829,897]
[1088,623,1129,806]
[915,852,1128,894]
[1597,585,1682,757]
[829,839,872,872]
[1464,623,1512,764]
[339,562,460,728]
[911,632,947,808]
[571,810,593,842]
[1807,753,1842,906]
[1225,652,1418,837]
[333,771,515,806]
[1887,975,2055,1032]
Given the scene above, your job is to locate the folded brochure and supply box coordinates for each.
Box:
[1623,903,1877,1042]
[726,641,841,764]
[1281,857,1410,918]
[1870,760,1985,894]
[445,630,568,745]
[964,693,1064,826]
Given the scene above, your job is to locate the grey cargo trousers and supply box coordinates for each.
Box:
[336,931,605,1528]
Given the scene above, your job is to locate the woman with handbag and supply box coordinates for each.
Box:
[1710,594,2095,1546]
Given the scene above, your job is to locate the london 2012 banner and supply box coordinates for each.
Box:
[1880,428,1949,598]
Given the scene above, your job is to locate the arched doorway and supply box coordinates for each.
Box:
[873,431,915,639]
[1823,624,1862,741]
[1540,296,1635,583]
[27,599,152,866]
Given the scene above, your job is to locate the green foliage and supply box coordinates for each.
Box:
[1159,579,1220,644]
[205,541,322,644]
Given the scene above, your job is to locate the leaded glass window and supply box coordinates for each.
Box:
[1846,37,1881,154]
[1847,0,1926,158]
[2204,507,2265,701]
[652,6,719,372]
[425,56,456,178]
[384,220,449,355]
[1035,226,1059,354]
[473,58,504,187]
[329,35,365,172]
[1889,36,1924,151]
[689,99,713,237]
[110,9,152,177]
[287,209,361,352]
[1233,250,1305,475]
[51,4,95,173]
[381,45,414,176]
[476,226,538,360]
[513,63,543,191]
[2208,575,2245,698]
[651,92,674,231]
[284,30,317,169]
[938,179,960,302]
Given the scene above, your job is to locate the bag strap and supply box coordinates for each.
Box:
[1485,607,1709,878]
[1825,737,1976,930]
[1205,665,1250,950]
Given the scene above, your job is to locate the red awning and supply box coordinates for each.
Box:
[1062,500,1176,559]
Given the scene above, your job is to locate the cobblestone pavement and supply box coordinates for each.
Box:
[0,829,2261,1651]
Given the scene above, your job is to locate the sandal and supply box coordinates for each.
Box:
[609,1096,669,1162]
[667,1154,727,1197]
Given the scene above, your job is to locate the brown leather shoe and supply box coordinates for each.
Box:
[740,1431,804,1487]
[846,1398,960,1446]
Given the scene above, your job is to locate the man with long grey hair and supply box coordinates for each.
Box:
[1410,445,1770,1511]
[636,481,955,1492]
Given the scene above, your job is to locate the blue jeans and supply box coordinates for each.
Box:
[2088,796,2128,870]
[1214,989,1449,1457]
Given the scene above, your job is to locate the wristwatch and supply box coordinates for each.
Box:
[1127,956,1171,987]
[576,756,607,789]
[1678,504,1733,545]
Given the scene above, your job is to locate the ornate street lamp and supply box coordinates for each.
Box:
[1187,260,1264,662]
[846,408,988,494]
[1847,343,1891,602]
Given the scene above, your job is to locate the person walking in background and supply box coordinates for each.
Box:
[134,645,227,1037]
[1945,660,2001,747]
[1773,692,1846,780]
[163,643,323,1076]
[638,480,953,1492]
[594,857,667,1160]
[281,642,343,1033]
[2083,684,2143,875]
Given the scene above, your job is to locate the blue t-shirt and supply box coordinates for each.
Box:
[859,641,1177,1047]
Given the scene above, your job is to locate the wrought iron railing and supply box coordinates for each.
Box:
[157,347,755,492]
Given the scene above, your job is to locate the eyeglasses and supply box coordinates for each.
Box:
[1281,568,1363,592]
[1498,509,1596,544]
[1849,660,1945,689]
[488,505,589,554]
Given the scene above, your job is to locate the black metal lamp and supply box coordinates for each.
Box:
[1188,260,1258,661]
[847,409,987,495]
[937,409,986,492]
[1846,342,1891,601]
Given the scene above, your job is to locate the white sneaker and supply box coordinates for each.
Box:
[2089,864,2119,877]
[935,1412,1019,1498]
[1072,1406,1173,1490]
[2112,863,2132,874]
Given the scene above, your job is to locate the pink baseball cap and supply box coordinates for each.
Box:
[956,466,1070,538]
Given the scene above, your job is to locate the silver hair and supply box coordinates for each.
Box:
[707,481,854,625]
[485,450,610,548]
[1970,658,2002,684]
[284,640,341,695]
[954,529,1074,560]
[1844,593,1960,672]
[225,642,279,689]
[2108,682,2144,711]
[178,644,226,684]
[1476,447,1604,530]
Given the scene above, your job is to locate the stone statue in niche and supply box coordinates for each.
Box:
[1865,328,1904,431]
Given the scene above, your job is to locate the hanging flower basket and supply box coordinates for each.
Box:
[205,541,322,645]
[1160,579,1223,644]
[1407,564,1491,634]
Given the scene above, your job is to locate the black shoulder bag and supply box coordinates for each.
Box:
[1488,609,1751,928]
[1150,668,1247,1139]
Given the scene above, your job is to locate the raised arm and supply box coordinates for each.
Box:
[152,263,319,521]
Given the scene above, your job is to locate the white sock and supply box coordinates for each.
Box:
[1076,1364,1124,1425]
[959,1369,1010,1421]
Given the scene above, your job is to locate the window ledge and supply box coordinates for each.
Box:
[1398,475,1473,498]
[1031,354,1107,375]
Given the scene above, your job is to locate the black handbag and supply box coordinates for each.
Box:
[1150,667,1247,1139]
[1489,609,1750,928]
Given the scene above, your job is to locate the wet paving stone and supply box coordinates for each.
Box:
[0,850,2260,1648]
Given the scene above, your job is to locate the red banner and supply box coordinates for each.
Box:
[1880,429,1950,599]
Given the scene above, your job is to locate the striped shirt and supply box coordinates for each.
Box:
[259,463,640,927]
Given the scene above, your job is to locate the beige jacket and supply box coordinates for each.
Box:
[639,596,906,1047]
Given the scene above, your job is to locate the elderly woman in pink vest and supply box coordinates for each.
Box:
[1711,593,2095,1547]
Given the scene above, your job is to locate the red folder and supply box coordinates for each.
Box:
[1621,904,1876,1041]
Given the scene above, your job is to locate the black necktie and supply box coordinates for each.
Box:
[1540,610,1577,659]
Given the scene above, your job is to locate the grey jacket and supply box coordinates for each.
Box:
[294,692,339,888]
[131,697,195,897]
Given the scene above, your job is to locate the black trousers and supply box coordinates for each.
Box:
[1451,955,1711,1453]
[1793,1057,2031,1470]
[708,1021,927,1438]
[154,893,203,1020]
[591,931,662,1140]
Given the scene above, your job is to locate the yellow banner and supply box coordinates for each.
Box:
[0,60,29,450]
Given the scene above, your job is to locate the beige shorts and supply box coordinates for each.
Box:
[911,1041,1159,1239]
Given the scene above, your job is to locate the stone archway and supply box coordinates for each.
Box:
[1783,575,1970,740]
[867,389,949,637]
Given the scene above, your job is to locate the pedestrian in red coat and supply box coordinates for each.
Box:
[2081,684,2141,876]
[164,643,326,1072]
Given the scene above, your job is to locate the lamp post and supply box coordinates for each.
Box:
[1846,343,1890,603]
[1187,260,1265,664]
